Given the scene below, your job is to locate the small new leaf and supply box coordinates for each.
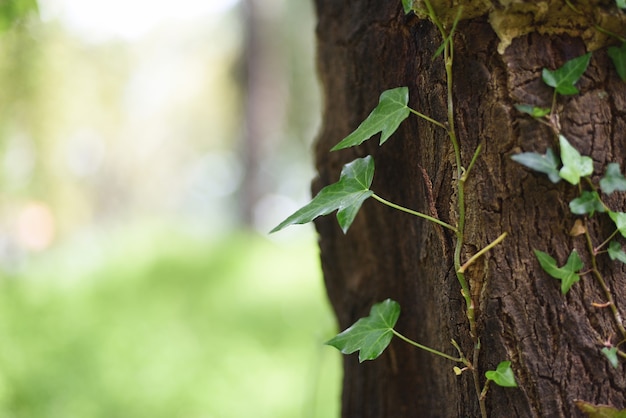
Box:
[600,163,626,194]
[609,211,626,238]
[270,156,374,234]
[511,148,561,183]
[601,347,619,369]
[569,191,605,216]
[608,42,626,81]
[485,361,518,388]
[608,241,626,264]
[559,135,593,185]
[575,400,626,418]
[534,249,583,294]
[514,104,551,118]
[542,52,592,95]
[326,299,400,362]
[332,87,411,150]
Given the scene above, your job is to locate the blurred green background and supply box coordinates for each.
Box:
[0,0,340,417]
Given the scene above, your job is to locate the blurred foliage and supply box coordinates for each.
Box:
[0,0,37,33]
[0,227,340,417]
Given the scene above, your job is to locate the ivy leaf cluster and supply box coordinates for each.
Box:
[510,136,592,185]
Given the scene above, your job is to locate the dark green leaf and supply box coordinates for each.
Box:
[575,400,626,418]
[608,42,626,81]
[270,156,374,234]
[600,163,626,194]
[510,148,561,183]
[514,104,551,118]
[559,135,593,185]
[569,191,605,216]
[601,347,619,369]
[534,249,583,294]
[332,87,411,150]
[542,52,592,95]
[608,241,626,264]
[485,361,518,388]
[326,299,400,362]
[609,211,626,238]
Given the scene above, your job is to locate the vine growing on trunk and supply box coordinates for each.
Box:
[272,0,626,416]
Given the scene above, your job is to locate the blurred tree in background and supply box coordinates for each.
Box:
[0,0,337,416]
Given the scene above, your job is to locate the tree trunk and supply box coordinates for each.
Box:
[312,1,626,417]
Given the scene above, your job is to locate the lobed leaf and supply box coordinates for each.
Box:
[542,52,592,95]
[514,104,551,118]
[609,211,626,238]
[569,191,605,216]
[601,347,619,369]
[510,148,561,183]
[485,361,518,388]
[332,87,411,150]
[270,156,375,234]
[326,299,400,362]
[600,163,626,194]
[608,241,626,264]
[608,42,626,81]
[575,400,626,418]
[534,249,583,294]
[559,135,593,185]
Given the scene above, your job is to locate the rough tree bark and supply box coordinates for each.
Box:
[312,1,626,417]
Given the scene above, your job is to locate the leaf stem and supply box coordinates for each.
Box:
[462,142,483,182]
[583,221,626,339]
[392,329,465,363]
[595,229,619,253]
[459,232,508,273]
[408,107,448,130]
[371,193,457,232]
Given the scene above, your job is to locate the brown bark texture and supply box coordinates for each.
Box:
[312,1,626,417]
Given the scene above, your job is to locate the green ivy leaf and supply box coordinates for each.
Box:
[510,148,561,183]
[601,347,619,369]
[600,163,626,194]
[332,87,411,150]
[608,241,626,264]
[608,42,626,81]
[617,0,626,10]
[326,299,400,362]
[569,191,605,216]
[559,135,593,185]
[514,104,551,118]
[575,400,626,418]
[534,249,583,294]
[270,156,375,234]
[401,0,413,14]
[485,361,518,388]
[609,211,626,238]
[542,52,592,95]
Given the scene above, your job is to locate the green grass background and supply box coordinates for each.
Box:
[0,225,340,417]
